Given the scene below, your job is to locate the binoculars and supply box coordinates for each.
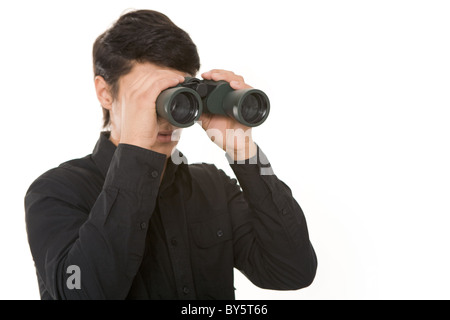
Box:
[156,77,270,128]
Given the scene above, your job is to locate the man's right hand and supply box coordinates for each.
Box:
[116,64,186,152]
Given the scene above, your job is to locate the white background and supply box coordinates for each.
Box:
[1,0,449,300]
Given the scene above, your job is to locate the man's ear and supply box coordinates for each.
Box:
[94,76,113,110]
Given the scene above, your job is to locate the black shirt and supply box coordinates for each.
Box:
[25,132,317,299]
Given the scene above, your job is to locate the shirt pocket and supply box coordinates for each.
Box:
[190,213,232,248]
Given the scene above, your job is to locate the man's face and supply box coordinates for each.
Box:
[109,62,186,157]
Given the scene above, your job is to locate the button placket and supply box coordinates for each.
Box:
[158,193,196,299]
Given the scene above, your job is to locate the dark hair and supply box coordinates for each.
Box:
[93,10,200,128]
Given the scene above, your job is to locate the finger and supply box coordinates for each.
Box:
[129,71,184,96]
[214,71,248,87]
[202,69,252,88]
[201,71,212,80]
[152,76,185,94]
[202,69,230,81]
[135,76,184,105]
[210,70,235,82]
[230,80,252,90]
[156,72,185,84]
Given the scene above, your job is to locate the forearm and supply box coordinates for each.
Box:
[229,146,317,289]
[25,144,166,299]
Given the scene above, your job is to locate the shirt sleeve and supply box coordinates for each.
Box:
[25,144,166,299]
[225,146,318,290]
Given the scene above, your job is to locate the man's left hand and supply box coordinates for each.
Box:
[199,69,257,161]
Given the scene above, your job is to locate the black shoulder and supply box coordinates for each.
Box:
[25,155,103,213]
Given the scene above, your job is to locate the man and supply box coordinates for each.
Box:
[25,9,317,300]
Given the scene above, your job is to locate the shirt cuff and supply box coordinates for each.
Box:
[104,144,166,194]
[225,144,274,176]
[226,145,276,202]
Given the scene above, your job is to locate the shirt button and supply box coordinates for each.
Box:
[140,222,147,230]
[183,286,190,295]
[216,229,224,238]
[171,238,178,246]
[150,170,159,178]
[281,208,288,215]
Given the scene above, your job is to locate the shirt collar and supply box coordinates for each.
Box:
[91,131,116,178]
[91,131,187,188]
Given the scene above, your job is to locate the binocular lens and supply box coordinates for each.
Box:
[241,93,268,124]
[170,92,200,125]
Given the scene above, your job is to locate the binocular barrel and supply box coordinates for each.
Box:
[155,78,270,128]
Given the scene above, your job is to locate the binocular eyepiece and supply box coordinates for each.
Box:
[156,77,270,128]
